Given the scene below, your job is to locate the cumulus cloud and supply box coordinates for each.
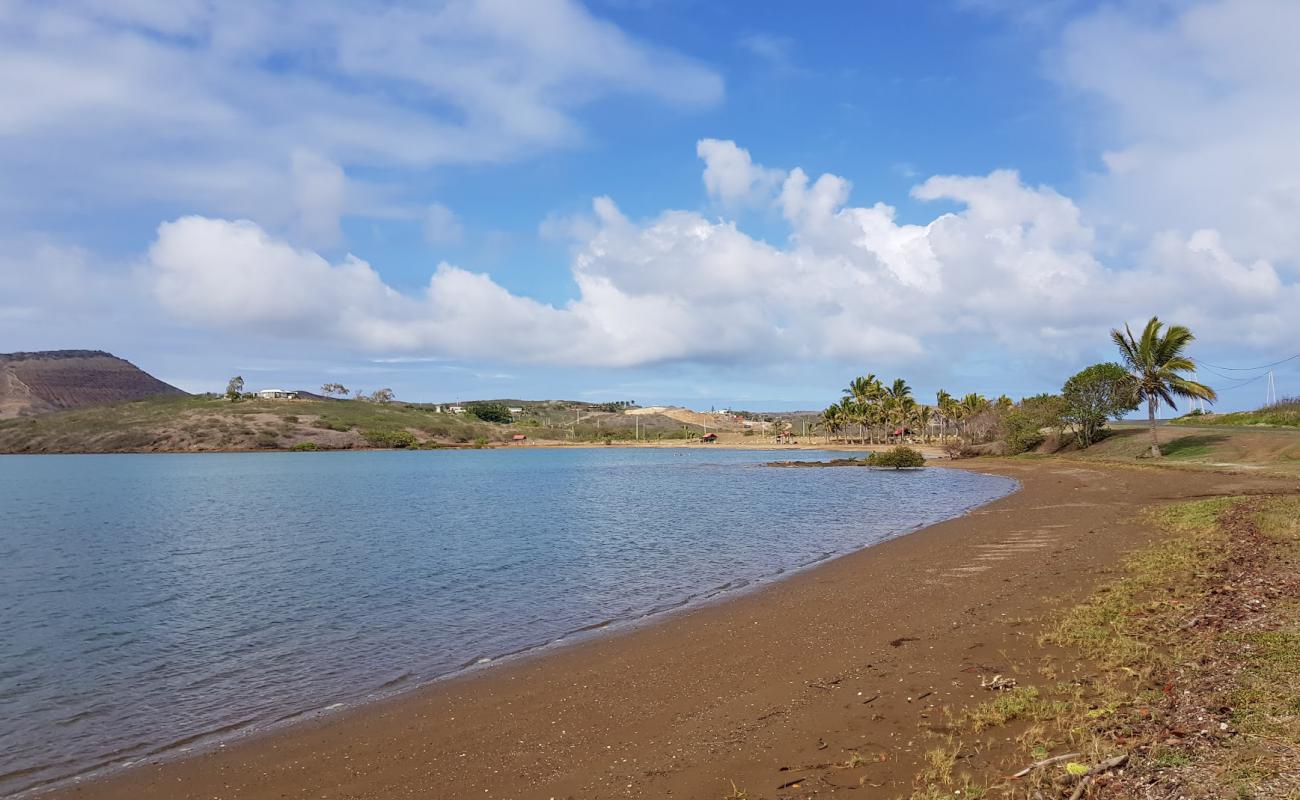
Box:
[697,139,785,207]
[0,0,723,227]
[144,141,1300,370]
[1054,0,1300,267]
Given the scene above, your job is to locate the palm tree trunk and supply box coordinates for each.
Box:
[1148,396,1161,457]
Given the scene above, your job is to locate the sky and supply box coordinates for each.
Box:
[1,0,1297,411]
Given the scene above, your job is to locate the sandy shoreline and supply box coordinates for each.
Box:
[59,460,1296,799]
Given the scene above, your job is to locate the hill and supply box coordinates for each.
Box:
[0,396,518,453]
[0,350,186,419]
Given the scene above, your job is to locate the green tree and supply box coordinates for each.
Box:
[844,374,882,442]
[1000,394,1067,454]
[1110,317,1217,457]
[821,403,851,443]
[1061,362,1139,448]
[866,446,925,468]
[370,388,395,404]
[225,375,244,402]
[468,402,513,424]
[936,390,956,441]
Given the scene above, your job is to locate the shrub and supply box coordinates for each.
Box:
[866,446,926,468]
[290,442,318,451]
[362,429,418,449]
[1000,394,1066,455]
[283,414,300,423]
[467,403,513,424]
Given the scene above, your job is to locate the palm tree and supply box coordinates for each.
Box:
[936,390,955,441]
[958,393,989,442]
[882,379,912,440]
[844,375,883,443]
[819,404,844,443]
[1110,316,1217,457]
[915,405,934,443]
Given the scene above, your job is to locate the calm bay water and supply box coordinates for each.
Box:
[0,449,1016,796]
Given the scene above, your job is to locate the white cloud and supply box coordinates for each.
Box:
[0,0,723,229]
[1054,0,1300,268]
[144,141,1300,371]
[424,203,465,246]
[696,139,785,207]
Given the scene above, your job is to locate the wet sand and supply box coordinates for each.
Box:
[63,460,1298,799]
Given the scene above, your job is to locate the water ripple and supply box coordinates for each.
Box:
[0,449,1014,797]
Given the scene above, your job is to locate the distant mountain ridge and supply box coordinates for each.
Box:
[0,350,187,418]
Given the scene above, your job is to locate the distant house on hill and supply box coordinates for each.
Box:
[447,405,466,414]
[256,389,298,400]
[507,407,524,415]
[512,434,527,442]
[700,432,718,443]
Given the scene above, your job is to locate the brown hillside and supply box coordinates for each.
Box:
[0,350,187,418]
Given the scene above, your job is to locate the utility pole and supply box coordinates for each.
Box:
[1191,370,1206,413]
[1266,370,1278,406]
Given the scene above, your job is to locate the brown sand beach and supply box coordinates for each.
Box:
[63,460,1298,800]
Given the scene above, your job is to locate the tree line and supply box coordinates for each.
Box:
[820,316,1216,458]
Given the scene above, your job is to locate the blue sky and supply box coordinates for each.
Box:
[1,0,1297,411]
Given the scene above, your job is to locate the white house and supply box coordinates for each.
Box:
[508,407,524,414]
[256,389,298,400]
[448,405,466,414]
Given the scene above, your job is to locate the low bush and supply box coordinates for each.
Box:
[362,429,418,449]
[290,442,318,451]
[866,446,926,468]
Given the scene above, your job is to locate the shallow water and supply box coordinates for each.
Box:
[0,449,1015,796]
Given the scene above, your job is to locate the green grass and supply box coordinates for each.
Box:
[1172,400,1300,428]
[904,495,1300,798]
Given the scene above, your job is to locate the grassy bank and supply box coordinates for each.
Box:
[1171,400,1300,429]
[1061,424,1300,474]
[0,395,515,453]
[903,494,1300,799]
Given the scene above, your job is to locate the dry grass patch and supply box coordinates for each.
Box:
[903,494,1300,799]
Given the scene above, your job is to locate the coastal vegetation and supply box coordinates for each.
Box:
[819,316,1228,460]
[903,495,1300,799]
[1172,398,1300,429]
[0,395,511,453]
[864,445,926,468]
[1110,317,1217,457]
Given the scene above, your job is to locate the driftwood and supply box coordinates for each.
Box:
[980,674,1017,691]
[1066,753,1130,800]
[1011,752,1082,779]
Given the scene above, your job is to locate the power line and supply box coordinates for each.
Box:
[1197,353,1300,372]
[1209,372,1269,393]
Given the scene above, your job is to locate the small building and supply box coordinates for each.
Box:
[447,405,466,414]
[508,407,524,415]
[256,389,298,400]
[700,432,718,443]
[512,434,527,442]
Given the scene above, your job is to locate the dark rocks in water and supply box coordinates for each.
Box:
[766,458,870,468]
